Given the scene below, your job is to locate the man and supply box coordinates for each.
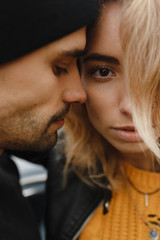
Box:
[0,0,99,239]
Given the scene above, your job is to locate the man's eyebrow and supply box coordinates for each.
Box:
[60,49,86,58]
[83,53,120,65]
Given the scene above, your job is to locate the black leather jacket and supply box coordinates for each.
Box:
[5,146,112,240]
[46,149,112,240]
[0,151,41,240]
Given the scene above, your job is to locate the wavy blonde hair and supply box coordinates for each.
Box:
[120,0,160,160]
[64,103,122,190]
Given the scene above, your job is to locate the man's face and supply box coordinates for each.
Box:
[0,27,87,151]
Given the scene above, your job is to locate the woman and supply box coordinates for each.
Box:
[46,0,160,239]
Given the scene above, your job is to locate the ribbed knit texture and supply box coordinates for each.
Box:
[79,162,160,240]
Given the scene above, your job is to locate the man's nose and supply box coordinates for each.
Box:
[62,69,87,104]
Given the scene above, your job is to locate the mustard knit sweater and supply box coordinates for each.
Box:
[79,162,160,240]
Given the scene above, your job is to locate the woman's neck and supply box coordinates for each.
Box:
[120,151,160,172]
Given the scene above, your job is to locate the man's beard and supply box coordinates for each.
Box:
[44,104,70,133]
[2,104,70,152]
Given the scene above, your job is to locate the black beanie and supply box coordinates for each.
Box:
[0,0,99,64]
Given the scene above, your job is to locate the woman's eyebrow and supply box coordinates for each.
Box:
[83,53,120,65]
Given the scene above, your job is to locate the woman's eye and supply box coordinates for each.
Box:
[54,66,68,76]
[94,67,114,77]
[87,66,115,81]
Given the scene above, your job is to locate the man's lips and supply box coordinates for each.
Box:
[54,114,68,128]
[111,126,142,142]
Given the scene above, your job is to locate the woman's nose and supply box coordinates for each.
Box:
[119,89,132,118]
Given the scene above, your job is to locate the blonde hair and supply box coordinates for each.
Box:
[120,0,160,160]
[64,103,122,190]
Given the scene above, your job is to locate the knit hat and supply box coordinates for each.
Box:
[0,0,99,64]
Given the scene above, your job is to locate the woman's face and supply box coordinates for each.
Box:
[81,2,148,156]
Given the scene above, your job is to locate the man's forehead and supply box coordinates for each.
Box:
[58,49,86,58]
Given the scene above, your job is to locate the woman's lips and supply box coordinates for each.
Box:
[111,126,142,142]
